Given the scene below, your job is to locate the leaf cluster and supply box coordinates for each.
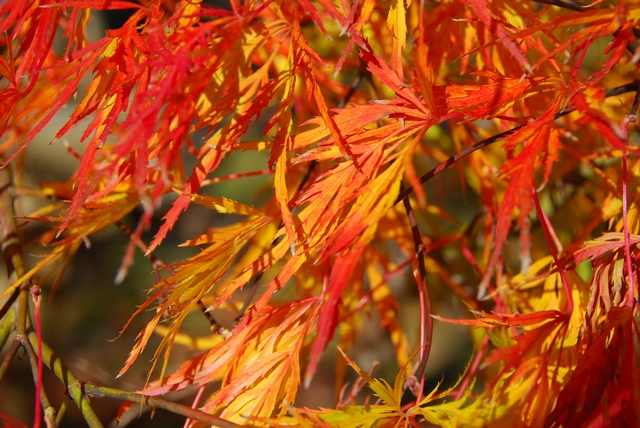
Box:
[2,0,640,427]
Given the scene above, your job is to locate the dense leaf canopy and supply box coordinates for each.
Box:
[2,0,640,426]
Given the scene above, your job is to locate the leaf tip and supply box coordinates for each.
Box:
[476,282,489,301]
[303,375,312,390]
[114,268,127,285]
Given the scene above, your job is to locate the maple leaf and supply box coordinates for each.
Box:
[546,307,640,428]
[117,200,272,378]
[0,180,140,301]
[142,299,319,422]
[278,349,484,427]
[478,101,565,298]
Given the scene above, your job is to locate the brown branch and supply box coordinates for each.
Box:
[401,196,433,399]
[83,383,242,428]
[0,339,20,382]
[629,84,640,117]
[605,80,640,97]
[0,162,28,337]
[532,0,593,12]
[395,123,526,205]
[395,81,640,205]
[2,162,194,427]
[0,162,30,342]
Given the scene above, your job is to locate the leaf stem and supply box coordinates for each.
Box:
[454,335,489,401]
[31,285,45,428]
[183,384,207,428]
[621,147,636,307]
[532,189,574,315]
[19,332,52,427]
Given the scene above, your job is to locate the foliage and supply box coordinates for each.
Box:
[1,0,640,426]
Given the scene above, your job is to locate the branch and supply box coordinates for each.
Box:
[0,163,28,338]
[83,384,242,428]
[401,196,433,401]
[20,332,55,426]
[0,340,20,383]
[0,297,16,350]
[395,81,640,205]
[532,0,593,12]
[2,214,239,427]
[605,80,640,97]
[26,332,102,427]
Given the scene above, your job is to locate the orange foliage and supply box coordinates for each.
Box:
[2,0,640,426]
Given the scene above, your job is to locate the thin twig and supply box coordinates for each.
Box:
[395,81,640,205]
[0,339,20,382]
[629,85,640,117]
[402,196,433,402]
[83,383,242,428]
[605,80,640,97]
[19,333,53,426]
[0,286,19,322]
[395,123,526,204]
[532,0,593,12]
[55,394,70,428]
[0,304,16,351]
[31,284,46,428]
[26,332,103,427]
